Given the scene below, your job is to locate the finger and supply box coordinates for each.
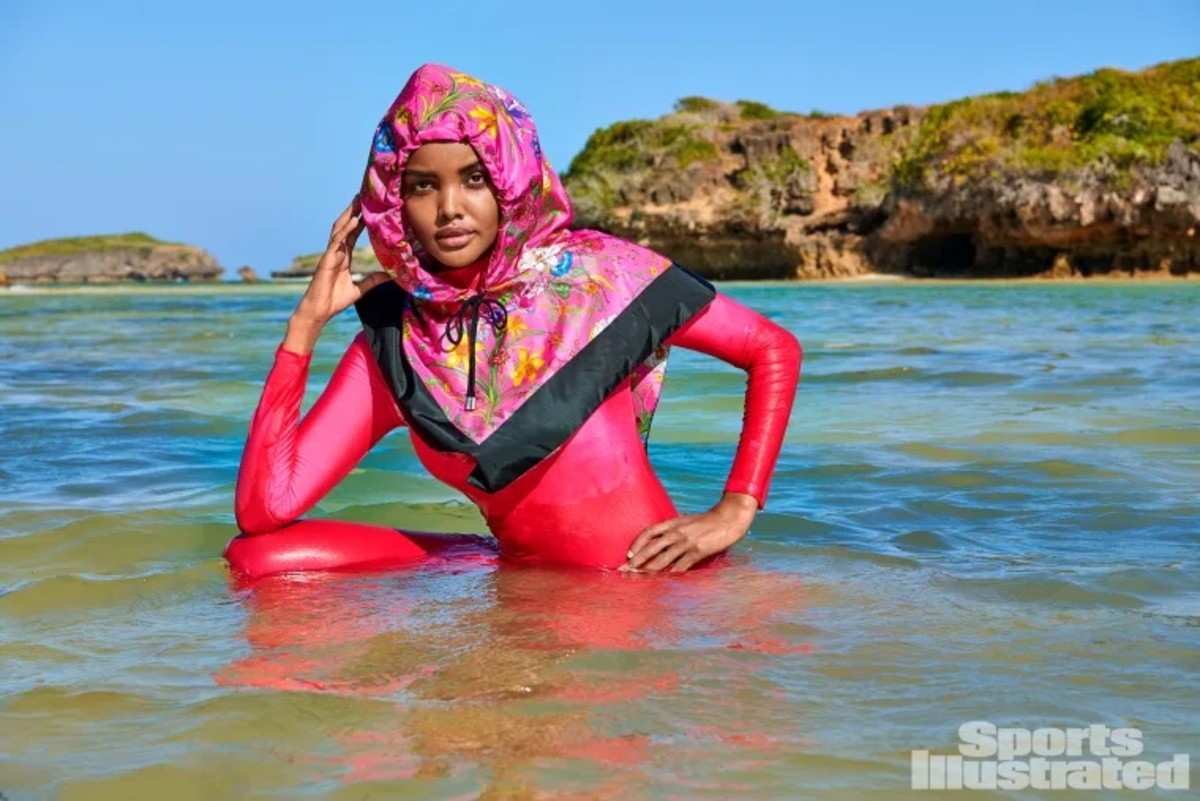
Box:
[670,552,705,573]
[332,211,363,242]
[626,519,675,560]
[347,216,366,249]
[327,221,364,261]
[642,541,692,573]
[628,532,676,563]
[626,531,676,570]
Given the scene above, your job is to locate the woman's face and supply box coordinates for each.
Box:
[401,142,500,270]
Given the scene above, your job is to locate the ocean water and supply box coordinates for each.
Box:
[0,281,1197,800]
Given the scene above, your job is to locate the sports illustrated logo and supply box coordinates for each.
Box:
[912,722,1190,791]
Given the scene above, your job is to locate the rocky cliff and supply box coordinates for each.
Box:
[0,234,223,283]
[563,58,1200,279]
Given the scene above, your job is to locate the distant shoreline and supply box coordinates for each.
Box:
[3,273,1198,296]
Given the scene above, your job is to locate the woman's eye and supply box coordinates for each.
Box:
[466,171,488,186]
[406,180,433,194]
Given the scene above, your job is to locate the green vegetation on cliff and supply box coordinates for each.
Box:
[675,96,719,114]
[893,57,1200,190]
[563,117,721,214]
[734,146,811,187]
[736,100,781,121]
[564,120,720,180]
[0,233,182,264]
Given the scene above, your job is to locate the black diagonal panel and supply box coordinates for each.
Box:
[356,263,715,492]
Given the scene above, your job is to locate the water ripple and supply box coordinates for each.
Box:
[1,281,1197,797]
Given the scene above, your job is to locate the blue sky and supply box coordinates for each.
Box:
[1,0,1196,276]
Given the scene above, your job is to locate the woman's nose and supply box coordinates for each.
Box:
[437,186,464,222]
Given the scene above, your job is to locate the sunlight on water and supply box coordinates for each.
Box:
[1,281,1198,798]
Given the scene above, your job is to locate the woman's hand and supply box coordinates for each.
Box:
[285,197,391,354]
[622,492,758,573]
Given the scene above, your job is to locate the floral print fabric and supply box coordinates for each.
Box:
[360,64,676,445]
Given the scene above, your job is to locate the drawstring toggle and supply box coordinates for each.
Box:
[444,294,508,411]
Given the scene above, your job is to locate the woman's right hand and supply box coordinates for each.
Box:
[284,197,391,354]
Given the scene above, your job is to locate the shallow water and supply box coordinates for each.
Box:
[1,281,1197,799]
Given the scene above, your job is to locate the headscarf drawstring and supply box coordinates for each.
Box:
[444,295,508,410]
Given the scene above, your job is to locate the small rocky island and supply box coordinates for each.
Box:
[0,233,222,284]
[270,248,382,280]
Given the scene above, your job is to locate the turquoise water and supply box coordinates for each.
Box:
[1,281,1197,799]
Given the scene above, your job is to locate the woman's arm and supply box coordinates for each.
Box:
[235,195,397,534]
[234,333,405,534]
[623,292,801,571]
[667,292,802,506]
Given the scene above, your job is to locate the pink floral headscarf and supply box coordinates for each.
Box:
[356,65,715,492]
[360,64,572,306]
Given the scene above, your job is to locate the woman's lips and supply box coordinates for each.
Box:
[435,229,475,250]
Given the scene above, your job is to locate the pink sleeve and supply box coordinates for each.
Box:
[234,332,405,534]
[665,293,802,508]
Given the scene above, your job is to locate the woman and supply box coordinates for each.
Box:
[227,64,801,578]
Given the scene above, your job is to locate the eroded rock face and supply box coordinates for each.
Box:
[873,140,1200,277]
[572,108,918,280]
[566,98,1199,280]
[3,246,223,283]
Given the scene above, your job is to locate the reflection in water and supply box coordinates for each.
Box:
[215,554,814,793]
[6,284,1197,795]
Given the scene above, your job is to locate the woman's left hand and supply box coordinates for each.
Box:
[622,492,758,573]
